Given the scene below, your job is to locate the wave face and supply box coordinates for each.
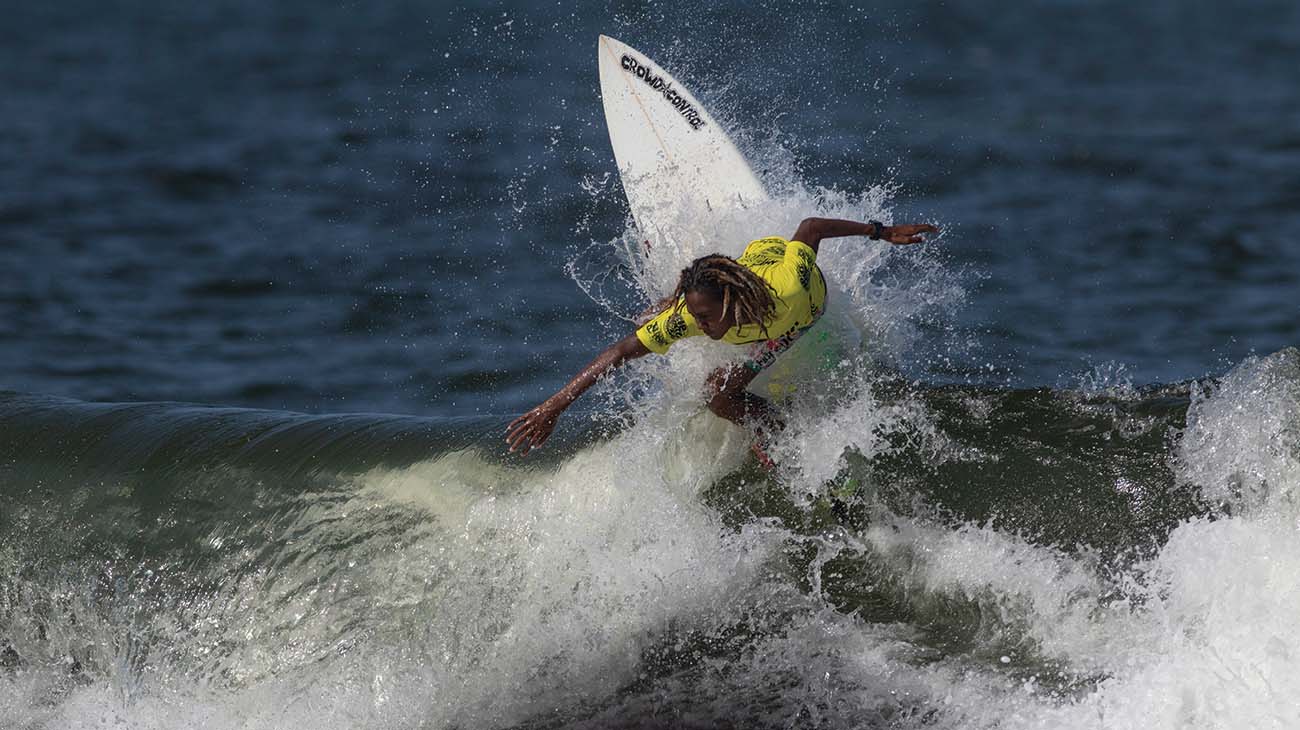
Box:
[4,349,1299,729]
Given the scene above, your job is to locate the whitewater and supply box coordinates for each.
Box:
[4,173,1299,729]
[5,3,1300,727]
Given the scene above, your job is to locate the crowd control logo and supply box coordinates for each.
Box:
[620,54,706,130]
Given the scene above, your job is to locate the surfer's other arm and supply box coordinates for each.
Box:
[507,333,650,455]
[791,217,938,253]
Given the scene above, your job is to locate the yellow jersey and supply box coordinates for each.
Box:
[636,237,827,354]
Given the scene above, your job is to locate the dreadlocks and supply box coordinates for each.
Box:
[670,254,777,338]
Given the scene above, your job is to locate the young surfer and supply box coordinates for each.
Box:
[505,217,938,458]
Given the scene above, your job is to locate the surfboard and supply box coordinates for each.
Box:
[597,35,848,402]
[597,35,769,251]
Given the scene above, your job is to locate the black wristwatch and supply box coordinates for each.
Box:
[867,220,885,240]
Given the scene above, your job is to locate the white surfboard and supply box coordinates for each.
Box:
[598,35,847,400]
[597,35,769,254]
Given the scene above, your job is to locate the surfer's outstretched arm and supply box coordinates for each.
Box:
[792,218,938,253]
[506,333,651,455]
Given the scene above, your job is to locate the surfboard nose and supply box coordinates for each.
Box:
[599,34,632,53]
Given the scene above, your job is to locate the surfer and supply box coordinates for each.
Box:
[506,218,937,458]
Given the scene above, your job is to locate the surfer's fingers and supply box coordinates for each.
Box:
[504,428,530,452]
[506,417,530,442]
[522,427,551,454]
[886,226,934,244]
[508,407,547,433]
[507,429,525,452]
[507,419,537,451]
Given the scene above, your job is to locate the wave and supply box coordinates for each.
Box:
[4,350,1298,728]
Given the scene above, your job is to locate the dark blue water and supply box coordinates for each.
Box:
[4,1,1296,415]
[4,2,1300,728]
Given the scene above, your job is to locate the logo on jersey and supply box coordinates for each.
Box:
[644,320,669,347]
[796,246,815,289]
[797,263,811,289]
[665,312,688,339]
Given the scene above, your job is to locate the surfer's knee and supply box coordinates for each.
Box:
[705,366,756,419]
[705,368,731,395]
[706,390,731,417]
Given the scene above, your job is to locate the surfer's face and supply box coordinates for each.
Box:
[684,290,733,339]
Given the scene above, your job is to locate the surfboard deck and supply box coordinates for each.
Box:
[597,35,768,251]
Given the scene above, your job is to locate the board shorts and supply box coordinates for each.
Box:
[741,295,826,374]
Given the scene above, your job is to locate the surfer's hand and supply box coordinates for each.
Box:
[881,223,938,245]
[506,400,563,455]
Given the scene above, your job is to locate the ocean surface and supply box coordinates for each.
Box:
[3,1,1299,728]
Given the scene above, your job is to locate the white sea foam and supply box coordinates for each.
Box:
[13,94,1296,730]
[4,411,793,729]
[1007,349,1300,729]
[899,349,1300,729]
[14,299,1299,730]
[678,349,1300,730]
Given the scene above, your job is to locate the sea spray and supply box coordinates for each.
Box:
[7,346,1300,728]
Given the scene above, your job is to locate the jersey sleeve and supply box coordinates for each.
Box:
[781,238,819,294]
[635,303,702,354]
[785,238,818,264]
[746,237,818,298]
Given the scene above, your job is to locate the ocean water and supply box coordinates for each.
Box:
[3,1,1299,728]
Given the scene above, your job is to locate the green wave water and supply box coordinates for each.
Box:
[6,350,1297,728]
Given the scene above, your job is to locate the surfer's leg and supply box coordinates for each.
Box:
[723,318,826,470]
[705,364,781,471]
[705,305,829,429]
[704,363,768,426]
